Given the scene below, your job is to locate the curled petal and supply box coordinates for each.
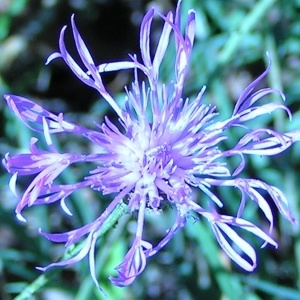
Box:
[152,12,173,76]
[46,51,62,64]
[4,94,85,134]
[207,178,295,224]
[234,129,296,155]
[211,216,277,271]
[140,8,154,69]
[236,129,294,155]
[71,15,96,71]
[58,25,95,87]
[211,221,257,271]
[233,53,273,116]
[37,231,95,271]
[238,102,291,124]
[109,240,152,287]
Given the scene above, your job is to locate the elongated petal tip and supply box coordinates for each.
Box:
[8,172,18,194]
[61,198,73,216]
[46,52,62,65]
[16,213,27,223]
[71,14,76,29]
[261,240,278,249]
[109,275,135,287]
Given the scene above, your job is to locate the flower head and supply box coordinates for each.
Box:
[3,0,299,288]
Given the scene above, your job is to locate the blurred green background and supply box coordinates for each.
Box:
[1,0,300,299]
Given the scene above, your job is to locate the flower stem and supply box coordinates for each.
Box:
[13,201,130,300]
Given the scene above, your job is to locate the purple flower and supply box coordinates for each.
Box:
[3,0,299,288]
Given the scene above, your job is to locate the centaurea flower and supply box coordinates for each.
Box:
[3,1,299,288]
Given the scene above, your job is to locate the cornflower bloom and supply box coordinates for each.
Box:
[3,0,299,288]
